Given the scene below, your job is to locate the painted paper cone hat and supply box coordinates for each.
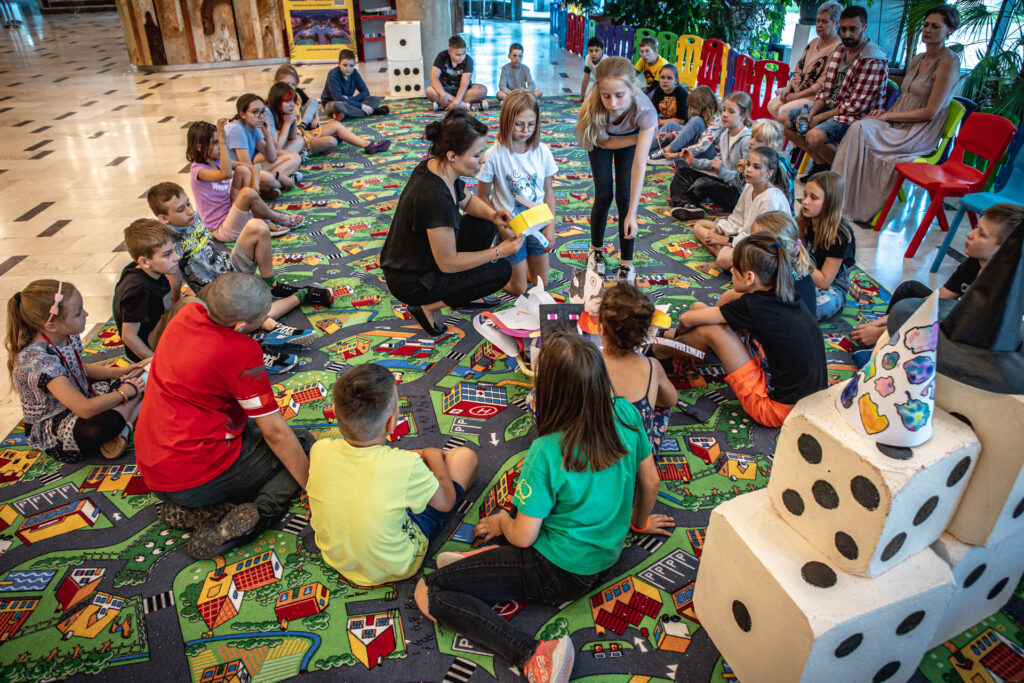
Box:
[837,291,939,447]
[934,219,1024,393]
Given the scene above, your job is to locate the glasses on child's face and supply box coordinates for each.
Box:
[45,282,64,324]
[248,107,265,117]
[513,121,536,131]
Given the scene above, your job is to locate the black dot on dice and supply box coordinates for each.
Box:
[873,661,901,682]
[413,67,421,75]
[392,68,401,76]
[896,610,925,635]
[835,531,859,560]
[913,496,939,526]
[812,480,839,509]
[1013,496,1024,519]
[850,476,880,510]
[988,577,1010,601]
[834,633,863,658]
[880,532,907,562]
[801,561,837,588]
[877,444,913,460]
[950,411,973,428]
[946,456,972,487]
[399,38,407,46]
[963,563,986,589]
[782,489,805,516]
[403,67,411,75]
[732,600,751,632]
[798,433,822,464]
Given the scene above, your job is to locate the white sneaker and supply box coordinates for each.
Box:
[586,249,605,276]
[432,101,439,112]
[615,263,636,285]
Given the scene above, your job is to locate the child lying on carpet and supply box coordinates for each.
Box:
[306,363,478,586]
[414,331,673,682]
[851,202,1024,347]
[8,280,148,463]
[658,234,826,427]
[599,282,676,455]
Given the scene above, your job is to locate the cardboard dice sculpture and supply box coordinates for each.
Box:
[693,491,955,683]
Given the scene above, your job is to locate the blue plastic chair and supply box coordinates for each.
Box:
[930,121,1024,272]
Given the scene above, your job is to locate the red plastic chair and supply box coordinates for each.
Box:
[750,59,790,120]
[696,39,727,94]
[730,53,756,99]
[874,113,1017,258]
[566,13,585,55]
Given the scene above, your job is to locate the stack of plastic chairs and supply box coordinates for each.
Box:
[634,28,657,56]
[696,39,728,95]
[675,34,703,88]
[728,52,756,100]
[657,31,678,62]
[566,13,585,55]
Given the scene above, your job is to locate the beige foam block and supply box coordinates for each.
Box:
[936,375,1024,546]
[768,384,979,577]
[694,490,954,683]
[929,532,1024,648]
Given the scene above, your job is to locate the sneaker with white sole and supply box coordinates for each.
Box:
[432,101,440,111]
[615,263,636,285]
[586,249,605,276]
[470,100,489,111]
[523,636,574,683]
[435,545,499,568]
[671,205,705,222]
[262,324,317,347]
[263,349,297,374]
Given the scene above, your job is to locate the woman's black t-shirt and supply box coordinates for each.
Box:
[380,159,466,274]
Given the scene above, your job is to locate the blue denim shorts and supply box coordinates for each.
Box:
[408,481,465,540]
[506,234,548,264]
[788,110,850,144]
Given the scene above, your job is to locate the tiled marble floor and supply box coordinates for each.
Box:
[0,2,966,433]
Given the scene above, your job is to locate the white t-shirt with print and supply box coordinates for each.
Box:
[478,142,558,216]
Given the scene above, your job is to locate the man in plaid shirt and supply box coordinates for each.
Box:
[784,4,888,180]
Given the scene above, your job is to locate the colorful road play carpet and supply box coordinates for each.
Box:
[1,98,1022,683]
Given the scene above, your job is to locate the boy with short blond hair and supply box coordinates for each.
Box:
[497,43,542,101]
[428,35,488,111]
[307,363,478,585]
[321,48,387,119]
[113,220,181,362]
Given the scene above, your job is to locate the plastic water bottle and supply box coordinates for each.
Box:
[797,105,811,135]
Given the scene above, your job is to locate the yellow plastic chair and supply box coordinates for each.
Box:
[871,98,967,226]
[719,43,730,97]
[675,35,703,89]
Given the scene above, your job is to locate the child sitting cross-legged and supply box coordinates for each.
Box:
[650,85,719,164]
[8,280,148,462]
[744,119,794,204]
[599,282,676,456]
[414,331,674,682]
[497,43,542,101]
[658,234,826,427]
[691,145,792,270]
[307,363,478,586]
[797,170,856,321]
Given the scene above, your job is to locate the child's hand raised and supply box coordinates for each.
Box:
[473,510,509,542]
[216,117,229,131]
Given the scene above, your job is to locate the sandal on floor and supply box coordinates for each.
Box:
[278,213,304,228]
[268,223,291,237]
[407,304,447,336]
[100,435,128,460]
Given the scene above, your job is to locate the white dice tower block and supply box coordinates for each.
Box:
[694,490,955,683]
[385,21,421,60]
[387,61,424,98]
[929,532,1024,648]
[767,384,980,577]
[935,374,1024,546]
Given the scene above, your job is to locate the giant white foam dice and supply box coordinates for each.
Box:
[387,60,424,99]
[768,384,979,577]
[928,532,1024,648]
[936,374,1024,546]
[385,21,421,61]
[694,490,955,683]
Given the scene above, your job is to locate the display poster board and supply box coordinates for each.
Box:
[284,0,358,61]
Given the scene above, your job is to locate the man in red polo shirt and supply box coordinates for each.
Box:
[135,273,312,559]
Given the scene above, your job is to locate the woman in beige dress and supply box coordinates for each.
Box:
[832,4,961,225]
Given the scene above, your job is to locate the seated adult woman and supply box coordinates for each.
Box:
[767,1,841,122]
[832,4,961,226]
[381,110,523,336]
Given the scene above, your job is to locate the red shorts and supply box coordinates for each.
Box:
[724,357,793,428]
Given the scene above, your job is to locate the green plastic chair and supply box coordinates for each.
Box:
[872,98,967,226]
[634,28,658,57]
[657,31,679,63]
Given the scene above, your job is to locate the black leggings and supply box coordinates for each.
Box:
[670,166,741,212]
[887,280,932,314]
[588,143,636,261]
[383,215,512,308]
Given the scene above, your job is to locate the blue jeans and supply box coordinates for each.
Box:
[408,482,465,539]
[814,267,850,320]
[788,110,851,145]
[654,117,708,154]
[425,544,607,667]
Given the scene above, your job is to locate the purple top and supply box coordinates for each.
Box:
[190,161,231,231]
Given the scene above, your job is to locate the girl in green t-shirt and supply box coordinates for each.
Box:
[414,331,673,681]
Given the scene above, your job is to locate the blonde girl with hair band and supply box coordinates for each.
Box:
[477,89,558,295]
[7,280,149,462]
[798,170,856,320]
[575,56,658,285]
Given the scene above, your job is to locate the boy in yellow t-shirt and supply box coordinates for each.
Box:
[307,364,478,586]
[635,37,669,97]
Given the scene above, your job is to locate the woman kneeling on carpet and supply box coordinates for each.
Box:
[380,110,523,336]
[414,331,674,682]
